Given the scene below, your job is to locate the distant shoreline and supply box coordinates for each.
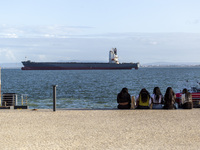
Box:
[141,65,200,68]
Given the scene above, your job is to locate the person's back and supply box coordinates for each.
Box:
[163,87,176,109]
[136,88,151,109]
[181,88,193,109]
[117,88,131,109]
[151,87,164,109]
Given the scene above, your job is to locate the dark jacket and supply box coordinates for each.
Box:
[117,93,131,109]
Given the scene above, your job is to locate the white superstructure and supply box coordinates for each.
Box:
[109,48,119,64]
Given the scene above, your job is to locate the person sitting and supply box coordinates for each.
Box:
[117,87,131,109]
[163,87,177,109]
[181,88,193,109]
[136,88,152,109]
[151,87,164,109]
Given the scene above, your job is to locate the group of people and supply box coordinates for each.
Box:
[117,87,193,109]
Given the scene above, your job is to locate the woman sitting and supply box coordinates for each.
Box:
[151,87,164,109]
[136,88,152,109]
[181,88,193,109]
[117,87,131,109]
[163,87,177,109]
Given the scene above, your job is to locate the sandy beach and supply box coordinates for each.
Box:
[0,109,199,150]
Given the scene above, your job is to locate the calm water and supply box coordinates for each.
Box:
[1,68,200,109]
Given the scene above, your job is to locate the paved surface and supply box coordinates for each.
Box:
[0,109,199,150]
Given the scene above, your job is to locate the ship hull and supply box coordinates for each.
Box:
[21,61,139,70]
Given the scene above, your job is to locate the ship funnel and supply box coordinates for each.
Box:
[114,48,117,55]
[109,48,119,64]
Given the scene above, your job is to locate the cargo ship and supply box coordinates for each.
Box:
[21,48,139,70]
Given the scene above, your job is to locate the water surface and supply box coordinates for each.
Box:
[2,68,200,109]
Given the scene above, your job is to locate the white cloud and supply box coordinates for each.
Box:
[0,48,16,61]
[149,41,158,45]
[38,55,47,61]
[0,25,25,38]
[0,32,200,64]
[0,24,93,38]
[2,33,18,38]
[43,34,56,38]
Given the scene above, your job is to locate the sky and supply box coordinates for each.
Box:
[0,0,200,65]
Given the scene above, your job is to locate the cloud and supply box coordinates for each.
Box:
[0,25,24,38]
[2,33,18,38]
[38,55,47,61]
[0,32,200,64]
[0,24,93,38]
[149,41,158,45]
[0,48,16,61]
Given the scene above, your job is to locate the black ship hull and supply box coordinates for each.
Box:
[21,61,139,70]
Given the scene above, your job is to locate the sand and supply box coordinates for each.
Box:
[0,109,199,150]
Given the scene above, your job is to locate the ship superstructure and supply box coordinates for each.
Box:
[109,48,119,64]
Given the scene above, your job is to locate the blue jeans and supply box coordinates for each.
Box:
[152,104,163,109]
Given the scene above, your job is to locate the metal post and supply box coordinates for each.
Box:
[21,94,23,105]
[53,85,57,111]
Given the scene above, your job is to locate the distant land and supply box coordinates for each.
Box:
[141,62,200,68]
[0,62,200,69]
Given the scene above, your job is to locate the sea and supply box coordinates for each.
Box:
[1,68,200,109]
